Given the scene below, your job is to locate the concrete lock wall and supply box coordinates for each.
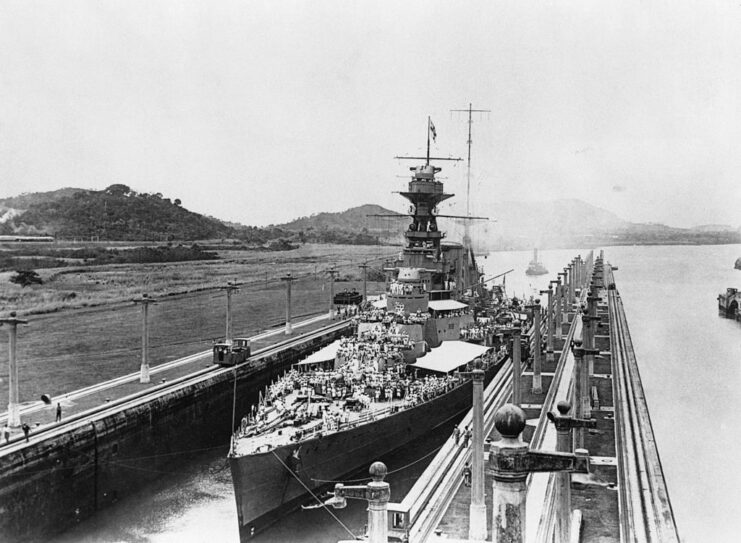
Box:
[0,325,350,543]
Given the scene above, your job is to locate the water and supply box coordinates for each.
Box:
[50,244,741,542]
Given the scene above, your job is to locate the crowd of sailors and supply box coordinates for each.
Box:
[388,281,425,296]
[354,308,429,325]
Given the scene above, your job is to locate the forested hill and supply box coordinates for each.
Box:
[0,184,234,241]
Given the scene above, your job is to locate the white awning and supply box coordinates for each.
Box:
[296,340,341,365]
[428,300,468,312]
[372,299,387,309]
[409,341,490,373]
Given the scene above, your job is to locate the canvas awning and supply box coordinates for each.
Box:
[427,300,469,312]
[296,340,342,365]
[409,341,490,373]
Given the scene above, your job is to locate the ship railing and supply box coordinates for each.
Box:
[388,359,514,543]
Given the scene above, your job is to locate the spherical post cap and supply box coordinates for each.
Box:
[494,404,526,438]
[573,338,583,348]
[556,400,571,415]
[369,461,387,481]
[472,357,484,370]
[534,298,541,305]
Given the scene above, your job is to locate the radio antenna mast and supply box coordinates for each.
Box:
[451,103,490,248]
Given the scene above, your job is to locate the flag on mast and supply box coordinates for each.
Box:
[429,119,437,142]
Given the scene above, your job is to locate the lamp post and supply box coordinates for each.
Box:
[1,312,28,428]
[281,273,295,335]
[133,294,156,384]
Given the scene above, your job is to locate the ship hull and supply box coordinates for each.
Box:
[230,362,501,538]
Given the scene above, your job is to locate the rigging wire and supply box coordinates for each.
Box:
[271,450,359,540]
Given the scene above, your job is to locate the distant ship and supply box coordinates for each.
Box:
[226,119,512,539]
[718,287,739,320]
[525,248,548,276]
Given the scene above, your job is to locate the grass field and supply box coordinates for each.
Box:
[0,243,396,408]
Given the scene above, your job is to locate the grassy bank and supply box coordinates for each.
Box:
[0,243,397,316]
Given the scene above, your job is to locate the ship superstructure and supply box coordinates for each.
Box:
[227,119,507,539]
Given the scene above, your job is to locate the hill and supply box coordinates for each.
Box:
[278,204,403,245]
[0,185,235,241]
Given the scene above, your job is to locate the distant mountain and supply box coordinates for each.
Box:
[0,185,235,241]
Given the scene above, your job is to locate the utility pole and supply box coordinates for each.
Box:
[359,262,369,302]
[280,273,295,335]
[1,312,28,428]
[451,103,490,249]
[133,294,156,384]
[327,266,339,319]
[220,281,239,343]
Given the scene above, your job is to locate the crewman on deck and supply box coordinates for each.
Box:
[453,425,461,445]
[21,422,30,442]
[463,426,471,448]
[56,403,62,422]
[2,424,10,444]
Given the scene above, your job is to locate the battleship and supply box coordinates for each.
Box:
[525,248,548,276]
[226,119,511,538]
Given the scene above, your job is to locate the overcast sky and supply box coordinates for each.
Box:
[1,0,740,228]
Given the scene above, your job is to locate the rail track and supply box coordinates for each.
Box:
[0,318,350,452]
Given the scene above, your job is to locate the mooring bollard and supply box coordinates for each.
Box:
[489,404,590,543]
[327,461,390,543]
[547,401,596,543]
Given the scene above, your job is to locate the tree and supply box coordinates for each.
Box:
[10,270,43,287]
[104,184,133,197]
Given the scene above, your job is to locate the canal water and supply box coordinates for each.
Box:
[50,244,741,543]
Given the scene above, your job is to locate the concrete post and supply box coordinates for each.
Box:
[489,404,591,543]
[547,401,597,543]
[470,359,487,541]
[222,281,239,343]
[543,286,555,363]
[1,313,28,428]
[557,272,567,334]
[571,340,586,450]
[569,261,576,305]
[328,267,339,319]
[360,262,369,302]
[554,278,563,341]
[281,274,294,335]
[328,462,390,543]
[511,327,522,407]
[134,294,155,384]
[531,300,542,394]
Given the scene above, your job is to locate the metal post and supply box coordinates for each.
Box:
[547,401,597,543]
[327,462,390,543]
[134,294,155,384]
[470,359,487,541]
[511,327,522,407]
[569,261,576,304]
[281,274,294,335]
[532,299,542,394]
[489,404,591,543]
[1,313,28,428]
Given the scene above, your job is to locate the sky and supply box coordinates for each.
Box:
[1,0,740,228]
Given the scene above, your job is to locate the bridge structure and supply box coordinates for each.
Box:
[358,251,680,543]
